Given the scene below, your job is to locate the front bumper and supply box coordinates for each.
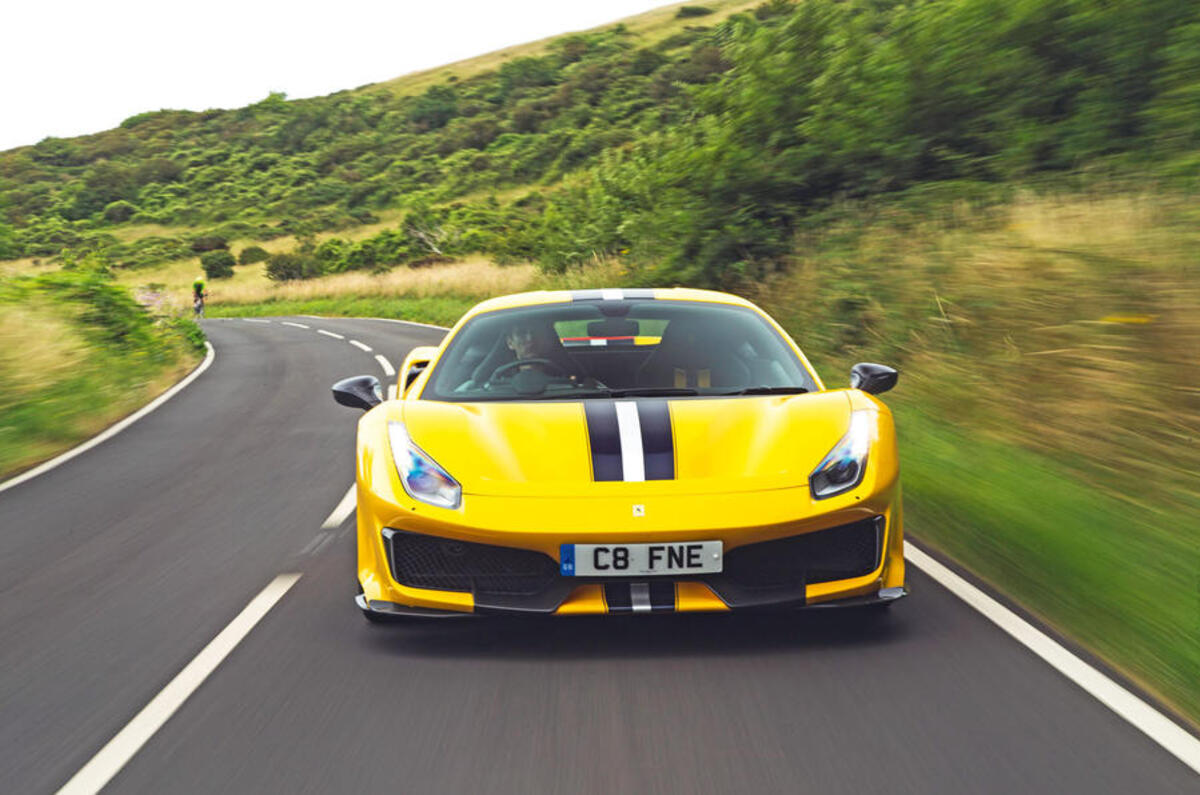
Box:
[356,498,907,617]
[356,585,909,619]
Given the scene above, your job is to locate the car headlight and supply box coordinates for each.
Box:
[809,410,873,499]
[388,421,462,509]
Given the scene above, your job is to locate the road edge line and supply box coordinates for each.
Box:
[54,573,302,795]
[0,341,216,496]
[904,540,1200,775]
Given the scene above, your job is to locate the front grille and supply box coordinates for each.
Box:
[384,529,559,596]
[723,516,883,588]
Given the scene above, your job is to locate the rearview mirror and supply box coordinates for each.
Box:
[332,375,383,411]
[850,363,898,395]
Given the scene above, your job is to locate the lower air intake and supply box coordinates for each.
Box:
[724,516,883,587]
[383,529,559,596]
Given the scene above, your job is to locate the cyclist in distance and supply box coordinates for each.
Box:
[192,277,207,319]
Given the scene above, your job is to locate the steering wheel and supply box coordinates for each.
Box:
[488,358,569,383]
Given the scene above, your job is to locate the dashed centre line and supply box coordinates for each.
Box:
[375,354,396,376]
[349,339,372,352]
[316,329,345,340]
[322,484,357,529]
[241,318,270,324]
[281,321,310,329]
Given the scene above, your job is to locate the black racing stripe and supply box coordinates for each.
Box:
[605,583,633,614]
[637,400,675,480]
[584,401,623,481]
[649,581,676,612]
[571,289,605,301]
[622,288,656,299]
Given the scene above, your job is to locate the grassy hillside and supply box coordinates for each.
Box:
[0,262,204,479]
[3,0,1200,724]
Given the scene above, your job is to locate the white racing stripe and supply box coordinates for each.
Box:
[349,339,372,352]
[375,354,396,376]
[321,483,357,530]
[316,329,344,340]
[905,541,1200,775]
[630,583,652,613]
[601,288,623,301]
[614,401,645,482]
[280,321,310,329]
[0,343,216,496]
[54,574,302,795]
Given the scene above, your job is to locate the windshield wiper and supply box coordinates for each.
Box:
[720,386,809,396]
[607,387,700,398]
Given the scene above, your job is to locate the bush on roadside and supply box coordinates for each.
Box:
[200,250,236,279]
[265,251,323,281]
[676,6,713,18]
[237,245,269,265]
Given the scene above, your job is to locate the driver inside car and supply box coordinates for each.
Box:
[467,319,589,389]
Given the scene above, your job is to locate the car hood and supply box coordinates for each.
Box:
[399,392,855,497]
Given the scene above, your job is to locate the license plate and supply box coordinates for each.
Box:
[560,542,723,576]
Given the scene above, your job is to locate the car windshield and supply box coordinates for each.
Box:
[422,299,818,402]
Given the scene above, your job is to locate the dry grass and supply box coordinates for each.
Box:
[757,189,1200,505]
[200,259,537,310]
[0,305,86,410]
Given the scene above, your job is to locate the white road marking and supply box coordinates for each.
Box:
[0,343,216,496]
[54,573,302,795]
[905,541,1200,776]
[316,329,344,340]
[281,321,310,329]
[308,533,335,557]
[349,339,372,352]
[614,401,645,482]
[241,318,270,324]
[368,316,451,332]
[321,483,357,529]
[387,384,398,401]
[375,354,395,376]
[297,534,325,556]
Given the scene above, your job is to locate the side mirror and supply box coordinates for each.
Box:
[399,345,438,395]
[850,362,898,395]
[332,375,383,411]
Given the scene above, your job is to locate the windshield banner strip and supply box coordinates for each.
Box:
[570,288,657,301]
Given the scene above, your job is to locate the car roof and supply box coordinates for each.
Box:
[459,287,758,324]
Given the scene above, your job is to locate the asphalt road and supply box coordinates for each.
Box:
[1,316,1196,794]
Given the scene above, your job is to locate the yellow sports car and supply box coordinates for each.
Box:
[333,288,906,620]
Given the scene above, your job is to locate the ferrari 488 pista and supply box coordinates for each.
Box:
[333,288,906,620]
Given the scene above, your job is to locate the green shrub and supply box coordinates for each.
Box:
[265,251,322,281]
[676,6,713,18]
[103,200,137,224]
[200,250,236,279]
[190,235,228,253]
[237,245,269,265]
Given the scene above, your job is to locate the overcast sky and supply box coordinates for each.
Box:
[1,0,678,152]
